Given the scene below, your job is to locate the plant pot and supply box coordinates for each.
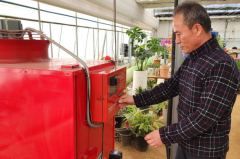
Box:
[135,135,149,152]
[162,108,168,126]
[139,105,150,114]
[115,116,124,128]
[132,70,147,95]
[119,129,132,146]
[160,65,170,77]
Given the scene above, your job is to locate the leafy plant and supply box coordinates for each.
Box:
[147,79,156,90]
[159,100,168,109]
[134,86,147,95]
[160,39,172,66]
[146,37,161,54]
[148,63,160,68]
[155,104,163,114]
[116,108,126,116]
[124,106,163,137]
[126,27,146,44]
[161,50,170,59]
[126,27,153,71]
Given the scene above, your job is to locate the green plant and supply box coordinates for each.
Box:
[146,37,161,54]
[116,108,126,116]
[236,61,240,71]
[126,27,153,71]
[160,39,171,66]
[124,106,163,137]
[161,49,170,59]
[147,79,156,90]
[134,86,147,95]
[148,63,160,68]
[155,104,163,114]
[126,27,146,44]
[160,100,168,109]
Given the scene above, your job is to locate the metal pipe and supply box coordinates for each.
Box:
[0,14,127,33]
[25,27,103,128]
[37,2,42,31]
[49,23,53,58]
[75,12,79,57]
[93,29,95,60]
[97,18,100,60]
[84,28,90,59]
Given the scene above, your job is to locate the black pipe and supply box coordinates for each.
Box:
[166,0,178,159]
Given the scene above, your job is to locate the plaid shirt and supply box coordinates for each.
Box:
[133,35,240,157]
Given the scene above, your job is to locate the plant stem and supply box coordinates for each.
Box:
[164,45,166,65]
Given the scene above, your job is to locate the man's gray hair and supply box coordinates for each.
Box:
[173,1,211,33]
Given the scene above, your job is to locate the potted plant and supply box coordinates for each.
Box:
[155,103,163,116]
[118,106,137,146]
[124,106,163,152]
[118,127,132,146]
[147,79,156,90]
[115,108,125,128]
[146,37,161,64]
[134,86,150,114]
[126,27,153,95]
[147,63,160,76]
[159,39,171,77]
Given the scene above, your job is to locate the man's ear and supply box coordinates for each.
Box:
[192,23,203,37]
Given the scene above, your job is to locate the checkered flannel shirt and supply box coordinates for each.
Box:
[133,35,240,157]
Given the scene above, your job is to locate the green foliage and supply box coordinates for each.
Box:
[236,61,240,71]
[156,100,168,110]
[146,37,161,54]
[147,79,156,90]
[155,104,162,114]
[134,86,147,95]
[124,106,163,137]
[126,27,146,45]
[116,108,126,116]
[135,47,153,71]
[161,49,170,59]
[148,63,160,68]
[126,27,154,71]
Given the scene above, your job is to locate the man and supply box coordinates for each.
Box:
[118,1,240,159]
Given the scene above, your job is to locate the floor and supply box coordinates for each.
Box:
[115,95,240,159]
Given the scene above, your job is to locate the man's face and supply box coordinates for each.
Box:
[173,13,199,54]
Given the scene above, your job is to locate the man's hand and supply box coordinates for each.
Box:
[144,130,164,148]
[118,94,135,109]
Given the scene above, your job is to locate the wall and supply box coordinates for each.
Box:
[157,20,173,39]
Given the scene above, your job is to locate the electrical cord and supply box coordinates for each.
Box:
[25,27,103,128]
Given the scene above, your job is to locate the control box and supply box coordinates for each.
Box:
[90,64,126,123]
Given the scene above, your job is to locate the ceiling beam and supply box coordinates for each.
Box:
[33,0,159,30]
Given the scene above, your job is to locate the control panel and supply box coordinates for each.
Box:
[90,65,126,123]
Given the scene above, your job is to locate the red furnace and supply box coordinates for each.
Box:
[0,28,126,159]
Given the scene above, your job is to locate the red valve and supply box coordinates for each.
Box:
[105,56,111,60]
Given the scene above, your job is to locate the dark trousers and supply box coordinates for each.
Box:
[175,146,226,159]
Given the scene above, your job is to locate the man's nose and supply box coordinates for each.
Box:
[175,37,180,44]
